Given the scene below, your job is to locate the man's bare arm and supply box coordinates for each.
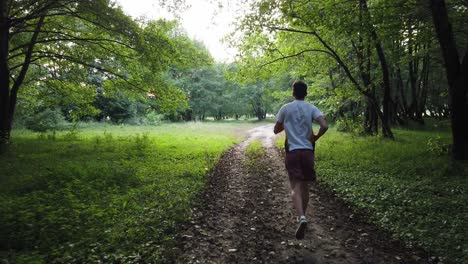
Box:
[274,121,284,134]
[311,116,328,142]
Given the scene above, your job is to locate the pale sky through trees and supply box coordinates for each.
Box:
[116,0,240,62]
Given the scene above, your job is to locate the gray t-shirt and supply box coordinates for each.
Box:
[276,100,323,151]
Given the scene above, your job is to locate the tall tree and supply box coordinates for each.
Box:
[430,0,468,160]
[0,0,138,147]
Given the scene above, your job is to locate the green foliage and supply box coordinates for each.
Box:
[244,81,274,120]
[0,122,260,263]
[24,108,67,132]
[94,90,140,123]
[232,0,468,135]
[48,81,101,121]
[171,64,246,120]
[276,122,467,262]
[7,3,208,130]
[8,0,141,99]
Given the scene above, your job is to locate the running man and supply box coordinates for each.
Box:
[274,80,328,239]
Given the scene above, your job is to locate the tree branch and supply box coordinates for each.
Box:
[31,50,147,93]
[9,55,49,72]
[311,30,367,95]
[259,48,335,69]
[265,24,367,95]
[11,15,45,95]
[9,36,133,54]
[8,14,45,122]
[265,26,315,36]
[9,1,62,27]
[62,6,131,35]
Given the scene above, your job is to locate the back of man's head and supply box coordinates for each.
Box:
[293,80,307,100]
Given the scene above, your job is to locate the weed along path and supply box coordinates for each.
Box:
[174,124,429,264]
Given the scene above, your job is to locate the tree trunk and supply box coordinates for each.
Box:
[360,0,394,139]
[6,14,45,132]
[0,4,45,151]
[364,93,378,135]
[416,53,430,122]
[374,42,393,131]
[0,0,11,149]
[430,0,468,160]
[395,67,409,124]
[353,21,378,135]
[398,67,410,116]
[184,109,193,121]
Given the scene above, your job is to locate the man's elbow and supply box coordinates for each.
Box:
[274,123,284,134]
[320,122,329,131]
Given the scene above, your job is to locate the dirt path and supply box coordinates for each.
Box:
[174,124,429,263]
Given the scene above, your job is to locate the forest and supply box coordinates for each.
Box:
[0,0,467,263]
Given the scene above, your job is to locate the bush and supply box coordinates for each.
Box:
[120,112,164,126]
[24,108,68,132]
[123,117,144,125]
[426,135,451,156]
[143,111,164,125]
[335,117,362,134]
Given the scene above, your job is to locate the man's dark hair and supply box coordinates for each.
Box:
[293,80,307,99]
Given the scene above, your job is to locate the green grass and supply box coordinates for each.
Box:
[245,139,265,160]
[0,122,259,263]
[276,123,468,263]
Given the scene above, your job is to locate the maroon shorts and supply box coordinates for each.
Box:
[285,149,316,182]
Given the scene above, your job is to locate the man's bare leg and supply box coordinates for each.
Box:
[301,182,309,214]
[291,180,308,239]
[290,180,305,216]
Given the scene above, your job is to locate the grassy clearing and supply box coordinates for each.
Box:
[276,122,468,263]
[0,121,261,263]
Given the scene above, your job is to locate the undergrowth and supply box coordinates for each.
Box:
[0,122,255,263]
[245,139,265,161]
[276,123,468,263]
